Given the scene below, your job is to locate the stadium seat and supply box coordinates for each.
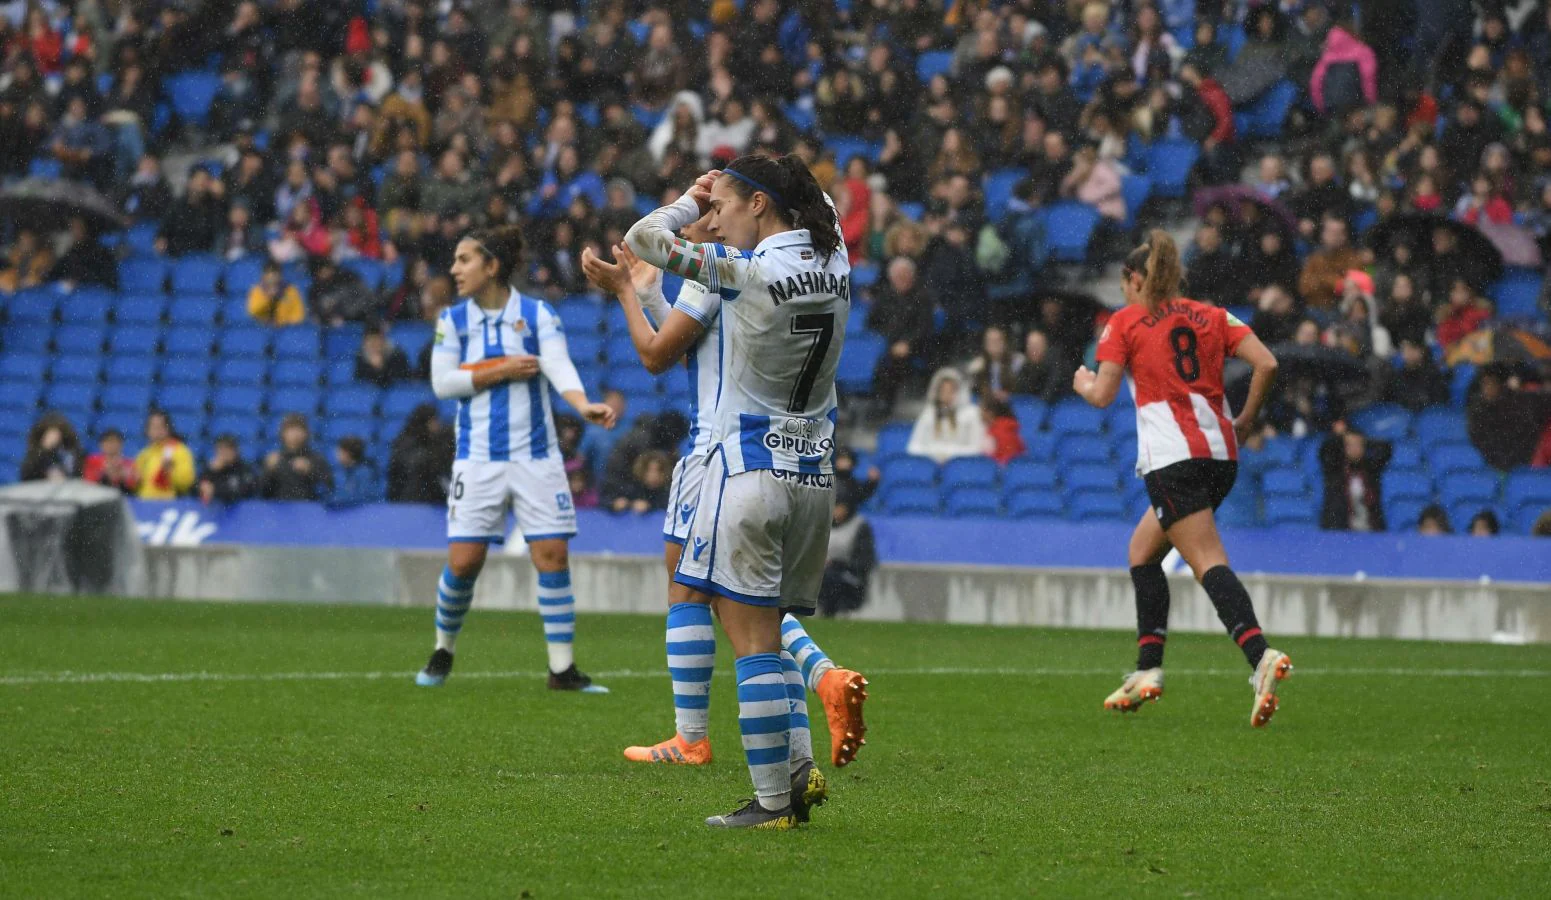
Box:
[1071,492,1127,521]
[942,457,998,490]
[123,221,160,257]
[272,359,323,388]
[851,262,879,289]
[1008,489,1065,520]
[1504,471,1551,522]
[603,304,632,336]
[324,325,365,360]
[119,258,169,294]
[100,383,155,413]
[325,360,357,387]
[3,322,53,354]
[270,387,322,416]
[327,385,381,418]
[1055,434,1111,467]
[1063,464,1117,498]
[46,382,98,418]
[54,324,107,355]
[273,325,321,360]
[212,386,266,415]
[170,255,223,296]
[1450,364,1476,407]
[945,487,1002,518]
[883,485,940,515]
[1003,460,1059,493]
[114,294,167,325]
[1428,443,1486,476]
[1009,397,1047,431]
[382,385,437,423]
[1439,472,1499,508]
[1415,409,1468,449]
[1450,502,1497,533]
[882,456,937,489]
[1144,139,1200,199]
[1048,400,1105,437]
[1233,79,1299,140]
[342,258,385,291]
[1120,174,1153,231]
[218,328,272,359]
[603,334,640,365]
[0,379,42,414]
[155,385,208,417]
[166,71,222,127]
[1389,443,1424,470]
[1023,431,1058,463]
[556,299,605,335]
[1385,498,1428,532]
[92,411,144,440]
[224,257,265,297]
[1383,470,1433,502]
[837,334,885,394]
[160,355,213,384]
[7,288,60,323]
[983,168,1025,222]
[207,414,264,446]
[381,259,405,290]
[1349,403,1412,442]
[0,353,48,381]
[626,392,666,416]
[827,136,880,168]
[915,50,954,83]
[167,297,221,328]
[875,423,913,461]
[1044,202,1102,263]
[393,322,435,362]
[1489,271,1543,320]
[109,325,163,357]
[1261,469,1310,498]
[1263,496,1316,528]
[63,289,114,321]
[568,333,605,365]
[50,356,103,383]
[215,358,269,386]
[28,156,61,179]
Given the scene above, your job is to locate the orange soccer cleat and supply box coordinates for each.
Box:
[623,733,713,765]
[816,668,869,767]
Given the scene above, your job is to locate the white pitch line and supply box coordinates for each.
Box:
[0,666,1547,687]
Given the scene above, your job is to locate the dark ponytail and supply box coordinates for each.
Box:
[1122,228,1183,315]
[722,153,843,262]
[466,223,526,285]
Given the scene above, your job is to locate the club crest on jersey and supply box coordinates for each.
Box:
[510,318,528,335]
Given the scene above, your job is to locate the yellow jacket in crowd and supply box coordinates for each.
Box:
[134,439,196,499]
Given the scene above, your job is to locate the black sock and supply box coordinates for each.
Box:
[1200,565,1268,668]
[1131,564,1170,670]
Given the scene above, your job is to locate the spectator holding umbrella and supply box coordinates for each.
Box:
[1468,365,1551,472]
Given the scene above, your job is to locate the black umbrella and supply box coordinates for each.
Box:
[1272,343,1369,381]
[0,178,127,233]
[1366,213,1503,286]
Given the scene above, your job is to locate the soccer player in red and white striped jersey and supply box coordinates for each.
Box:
[1074,230,1292,728]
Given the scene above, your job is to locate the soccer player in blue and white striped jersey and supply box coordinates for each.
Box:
[414,225,617,692]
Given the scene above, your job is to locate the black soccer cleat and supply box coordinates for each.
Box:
[547,664,608,693]
[416,649,454,687]
[790,761,829,824]
[705,798,797,830]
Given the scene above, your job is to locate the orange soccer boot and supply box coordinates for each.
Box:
[815,668,869,767]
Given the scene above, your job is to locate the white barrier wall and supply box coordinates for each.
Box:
[142,546,1551,644]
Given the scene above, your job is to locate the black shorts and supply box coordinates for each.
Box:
[1143,459,1238,531]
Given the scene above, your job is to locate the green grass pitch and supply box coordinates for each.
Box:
[4,594,1550,898]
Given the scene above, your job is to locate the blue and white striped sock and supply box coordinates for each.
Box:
[780,650,813,770]
[781,614,836,692]
[434,567,476,653]
[735,653,792,811]
[537,569,575,673]
[665,602,715,742]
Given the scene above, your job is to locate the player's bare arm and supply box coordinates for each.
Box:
[1074,361,1124,408]
[1231,333,1278,443]
[582,244,705,375]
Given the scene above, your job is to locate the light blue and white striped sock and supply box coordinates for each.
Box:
[537,569,575,673]
[434,567,476,653]
[665,602,715,742]
[780,650,813,770]
[781,614,836,692]
[735,652,792,811]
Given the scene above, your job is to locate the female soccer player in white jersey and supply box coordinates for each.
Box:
[415,224,617,692]
[580,227,869,772]
[618,154,851,829]
[1073,231,1291,728]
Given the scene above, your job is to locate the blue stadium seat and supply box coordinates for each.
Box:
[6,288,59,323]
[115,293,167,325]
[381,259,405,290]
[324,324,365,360]
[207,414,263,446]
[220,296,255,325]
[167,297,220,328]
[1439,472,1498,508]
[1108,424,1137,459]
[393,322,435,362]
[50,356,103,383]
[882,456,937,489]
[1450,502,1498,534]
[827,136,880,168]
[1233,80,1299,140]
[1063,464,1117,498]
[1261,469,1310,498]
[342,258,385,290]
[983,168,1025,222]
[382,385,437,422]
[63,289,114,321]
[1263,496,1316,528]
[946,487,1002,518]
[1120,174,1153,231]
[1383,470,1433,502]
[0,353,47,381]
[269,387,322,416]
[851,262,880,290]
[883,485,940,515]
[119,258,169,294]
[1044,202,1102,263]
[1385,498,1428,532]
[1023,431,1058,462]
[1144,139,1200,199]
[1450,364,1476,407]
[837,334,885,394]
[1428,443,1486,476]
[604,334,640,365]
[124,221,160,257]
[54,324,107,354]
[568,334,605,365]
[1415,409,1468,449]
[92,411,144,440]
[1071,492,1126,521]
[603,304,631,336]
[212,386,266,415]
[166,71,221,127]
[28,156,61,179]
[1003,460,1059,493]
[1504,471,1551,521]
[273,325,321,360]
[319,416,374,448]
[1009,397,1047,431]
[160,355,213,384]
[325,360,357,387]
[170,255,223,296]
[1048,400,1105,437]
[3,322,53,354]
[224,257,265,297]
[100,383,154,413]
[1349,403,1412,442]
[875,423,913,461]
[1389,442,1424,471]
[0,379,42,414]
[155,385,208,417]
[1055,434,1111,467]
[327,385,381,418]
[218,328,272,358]
[941,457,998,490]
[608,367,662,395]
[915,50,954,83]
[1008,489,1065,520]
[556,299,606,334]
[272,359,323,388]
[626,392,666,416]
[46,382,98,418]
[1489,270,1543,320]
[109,325,163,356]
[216,359,268,386]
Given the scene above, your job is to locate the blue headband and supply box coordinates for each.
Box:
[723,168,787,209]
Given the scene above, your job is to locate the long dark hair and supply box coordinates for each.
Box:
[466,223,526,285]
[720,153,842,262]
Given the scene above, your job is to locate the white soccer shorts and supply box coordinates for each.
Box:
[447,459,577,544]
[662,452,710,545]
[673,450,834,613]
